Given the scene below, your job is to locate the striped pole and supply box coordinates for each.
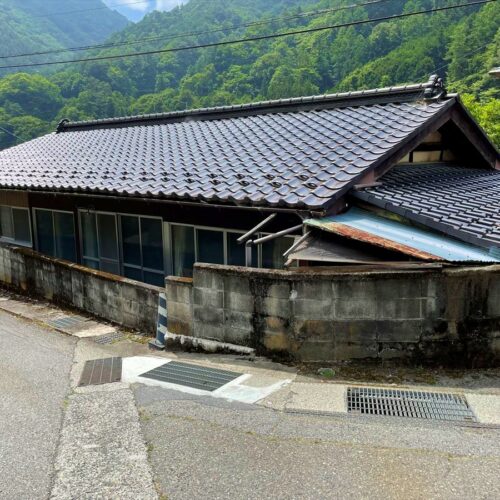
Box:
[148,292,167,350]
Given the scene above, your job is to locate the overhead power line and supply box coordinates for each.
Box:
[26,0,151,18]
[0,0,394,60]
[0,0,492,71]
[0,126,22,140]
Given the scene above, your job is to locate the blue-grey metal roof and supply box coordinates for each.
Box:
[0,81,454,210]
[354,163,500,248]
[305,207,500,263]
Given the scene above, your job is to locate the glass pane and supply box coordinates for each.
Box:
[121,215,141,266]
[227,232,258,267]
[262,237,294,269]
[12,208,31,245]
[97,214,118,260]
[144,271,165,287]
[141,217,163,270]
[124,265,143,282]
[0,206,14,239]
[54,212,76,262]
[81,212,98,259]
[83,258,99,270]
[172,225,195,277]
[100,260,120,275]
[35,210,55,256]
[197,229,224,265]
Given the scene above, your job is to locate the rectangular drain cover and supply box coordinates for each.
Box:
[347,387,476,422]
[140,361,241,392]
[48,315,88,330]
[94,331,125,344]
[79,357,122,387]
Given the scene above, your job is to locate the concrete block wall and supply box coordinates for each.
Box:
[0,243,159,333]
[166,263,500,367]
[165,276,194,336]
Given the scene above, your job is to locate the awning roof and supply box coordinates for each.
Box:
[304,207,500,263]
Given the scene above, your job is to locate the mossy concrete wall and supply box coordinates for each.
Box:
[0,243,160,333]
[166,263,500,367]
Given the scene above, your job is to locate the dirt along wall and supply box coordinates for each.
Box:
[166,263,500,367]
[0,243,160,334]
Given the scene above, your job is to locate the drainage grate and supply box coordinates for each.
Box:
[78,357,123,386]
[140,361,242,392]
[347,387,476,422]
[47,315,88,330]
[94,331,125,344]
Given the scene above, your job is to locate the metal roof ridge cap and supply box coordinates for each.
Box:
[57,80,439,131]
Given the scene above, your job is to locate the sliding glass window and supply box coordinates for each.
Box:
[120,215,164,286]
[170,224,292,276]
[80,211,120,274]
[0,206,32,246]
[34,209,76,262]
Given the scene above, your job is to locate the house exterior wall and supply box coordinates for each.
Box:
[166,263,500,367]
[0,242,160,333]
[0,190,303,282]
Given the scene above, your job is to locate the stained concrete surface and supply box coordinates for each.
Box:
[51,389,157,500]
[1,293,500,500]
[0,311,76,500]
[134,384,500,500]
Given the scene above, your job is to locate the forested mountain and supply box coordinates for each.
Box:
[103,0,188,22]
[0,0,128,65]
[0,0,498,150]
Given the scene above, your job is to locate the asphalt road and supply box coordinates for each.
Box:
[1,308,500,500]
[0,310,76,500]
[135,385,500,500]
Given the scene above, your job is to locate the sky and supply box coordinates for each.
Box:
[103,0,187,21]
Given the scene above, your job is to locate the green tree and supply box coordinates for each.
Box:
[0,73,62,120]
[461,94,500,148]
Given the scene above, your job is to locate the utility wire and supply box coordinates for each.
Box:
[0,0,395,60]
[0,126,22,140]
[427,40,495,78]
[22,0,152,18]
[0,0,493,70]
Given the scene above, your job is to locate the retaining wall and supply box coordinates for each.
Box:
[0,243,160,333]
[166,263,500,367]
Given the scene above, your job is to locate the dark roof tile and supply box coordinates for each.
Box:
[0,94,452,209]
[354,163,500,248]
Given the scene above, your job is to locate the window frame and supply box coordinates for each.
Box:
[78,209,166,285]
[167,222,296,271]
[0,205,32,247]
[32,207,76,259]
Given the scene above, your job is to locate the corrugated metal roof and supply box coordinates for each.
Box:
[304,207,500,263]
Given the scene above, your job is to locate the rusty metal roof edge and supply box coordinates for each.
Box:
[304,207,500,263]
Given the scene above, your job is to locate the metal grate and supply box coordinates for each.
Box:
[79,357,122,386]
[47,315,88,330]
[94,331,125,344]
[347,387,476,422]
[140,361,242,392]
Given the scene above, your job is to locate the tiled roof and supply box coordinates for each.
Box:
[354,163,500,248]
[0,80,452,210]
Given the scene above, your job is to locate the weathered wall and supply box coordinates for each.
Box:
[0,243,160,333]
[167,263,500,367]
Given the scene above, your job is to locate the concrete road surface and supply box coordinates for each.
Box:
[1,308,499,500]
[0,311,76,500]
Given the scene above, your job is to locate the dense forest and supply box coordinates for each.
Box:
[0,0,498,150]
[0,0,128,65]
